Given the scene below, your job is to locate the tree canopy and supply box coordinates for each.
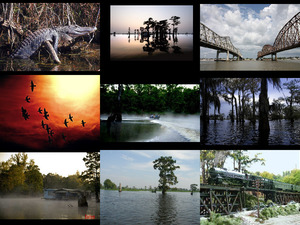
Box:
[101,84,200,115]
[153,156,180,194]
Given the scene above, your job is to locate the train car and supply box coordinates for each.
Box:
[208,167,300,193]
[208,168,249,186]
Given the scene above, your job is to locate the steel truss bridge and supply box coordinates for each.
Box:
[257,12,300,60]
[200,184,300,217]
[200,22,243,61]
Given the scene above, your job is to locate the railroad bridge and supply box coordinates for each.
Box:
[200,184,300,217]
[257,12,300,60]
[200,22,243,61]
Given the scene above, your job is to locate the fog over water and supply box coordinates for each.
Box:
[0,196,100,219]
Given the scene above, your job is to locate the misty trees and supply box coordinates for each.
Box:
[81,152,100,202]
[170,16,180,35]
[153,156,180,194]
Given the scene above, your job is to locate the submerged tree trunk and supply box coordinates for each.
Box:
[259,78,270,136]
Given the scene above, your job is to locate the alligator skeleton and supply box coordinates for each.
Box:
[11,25,97,63]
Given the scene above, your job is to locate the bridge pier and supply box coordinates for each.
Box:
[271,53,277,61]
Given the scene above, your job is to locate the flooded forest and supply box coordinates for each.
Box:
[200,78,300,145]
[0,3,100,71]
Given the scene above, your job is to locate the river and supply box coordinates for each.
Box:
[0,196,100,219]
[201,119,300,145]
[200,60,300,71]
[111,34,193,61]
[100,190,200,225]
[100,114,200,142]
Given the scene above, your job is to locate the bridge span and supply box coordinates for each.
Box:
[257,12,300,60]
[200,22,243,61]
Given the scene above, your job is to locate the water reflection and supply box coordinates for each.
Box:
[154,194,177,224]
[0,43,100,71]
[111,34,193,61]
[201,120,300,145]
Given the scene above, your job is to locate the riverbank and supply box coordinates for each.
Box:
[100,188,193,193]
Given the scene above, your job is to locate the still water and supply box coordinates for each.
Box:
[100,114,200,142]
[0,43,100,71]
[100,190,200,225]
[111,34,193,61]
[201,120,300,145]
[0,197,100,219]
[200,60,300,71]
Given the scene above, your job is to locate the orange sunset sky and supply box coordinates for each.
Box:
[0,75,100,150]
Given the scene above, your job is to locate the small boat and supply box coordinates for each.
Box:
[150,115,160,120]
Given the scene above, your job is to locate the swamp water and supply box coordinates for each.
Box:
[0,43,100,71]
[0,197,100,219]
[100,114,200,142]
[201,119,300,145]
[111,34,193,61]
[100,190,200,225]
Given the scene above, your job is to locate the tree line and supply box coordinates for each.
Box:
[0,152,100,201]
[201,78,300,122]
[101,84,200,115]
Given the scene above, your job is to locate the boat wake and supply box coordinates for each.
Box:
[151,120,200,142]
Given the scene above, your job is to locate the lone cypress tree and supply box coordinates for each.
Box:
[153,156,180,194]
[81,152,100,202]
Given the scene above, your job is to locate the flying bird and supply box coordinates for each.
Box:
[38,107,43,114]
[69,113,73,122]
[46,125,51,134]
[64,119,69,127]
[41,120,46,129]
[25,96,30,103]
[48,136,53,144]
[30,80,36,92]
[62,133,66,141]
[81,120,86,127]
[44,113,49,120]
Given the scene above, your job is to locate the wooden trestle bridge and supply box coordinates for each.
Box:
[200,184,300,217]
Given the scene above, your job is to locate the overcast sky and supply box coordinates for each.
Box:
[111,5,193,33]
[211,78,296,115]
[200,4,300,58]
[100,150,199,190]
[223,150,300,175]
[0,152,89,177]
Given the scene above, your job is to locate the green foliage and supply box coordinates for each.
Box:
[103,179,117,189]
[101,84,200,115]
[200,212,242,225]
[0,153,43,195]
[153,156,180,194]
[259,203,299,221]
[282,169,300,185]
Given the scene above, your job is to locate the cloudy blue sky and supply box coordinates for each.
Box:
[200,4,300,58]
[100,150,199,189]
[223,150,300,175]
[211,78,298,115]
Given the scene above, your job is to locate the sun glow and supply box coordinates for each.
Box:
[50,75,100,101]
